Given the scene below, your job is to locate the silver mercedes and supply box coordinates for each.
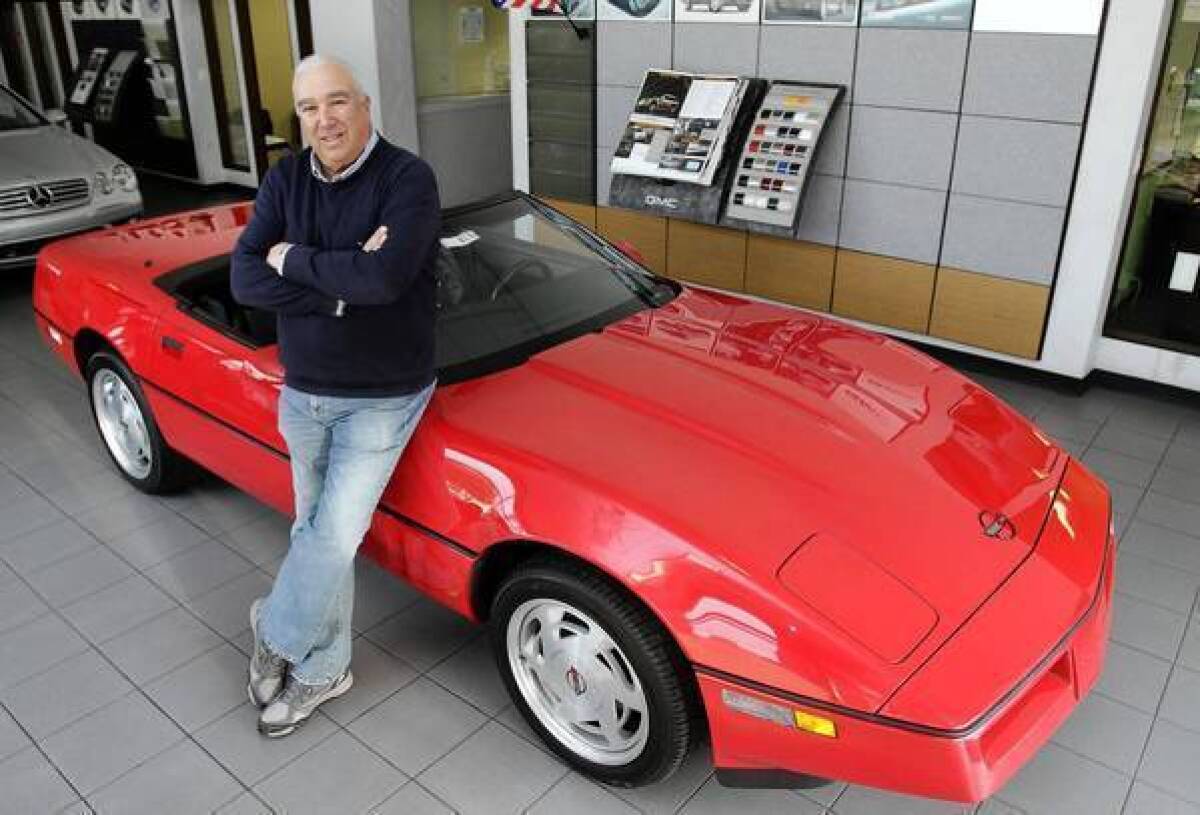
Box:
[0,83,142,270]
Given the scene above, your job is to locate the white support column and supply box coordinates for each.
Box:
[510,6,529,192]
[309,0,420,153]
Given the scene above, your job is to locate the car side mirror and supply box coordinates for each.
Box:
[45,109,68,127]
[615,240,646,265]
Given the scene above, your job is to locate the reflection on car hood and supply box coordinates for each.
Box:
[443,286,1063,657]
[0,125,113,187]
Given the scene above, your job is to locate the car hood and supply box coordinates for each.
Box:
[446,287,1063,664]
[0,125,112,185]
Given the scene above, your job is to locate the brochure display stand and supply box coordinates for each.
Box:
[607,70,843,238]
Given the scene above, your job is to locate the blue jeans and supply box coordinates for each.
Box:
[260,382,434,684]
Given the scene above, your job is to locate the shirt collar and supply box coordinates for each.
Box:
[310,130,379,183]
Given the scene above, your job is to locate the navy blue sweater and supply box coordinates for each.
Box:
[231,139,440,397]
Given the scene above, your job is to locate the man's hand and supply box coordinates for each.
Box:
[267,242,292,274]
[362,225,388,253]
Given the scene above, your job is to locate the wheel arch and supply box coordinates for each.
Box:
[73,328,119,376]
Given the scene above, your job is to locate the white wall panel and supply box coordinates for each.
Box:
[973,0,1103,36]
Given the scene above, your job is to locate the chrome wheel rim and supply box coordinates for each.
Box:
[506,598,649,766]
[91,370,153,480]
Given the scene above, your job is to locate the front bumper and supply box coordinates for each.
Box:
[703,461,1115,803]
[1,200,142,269]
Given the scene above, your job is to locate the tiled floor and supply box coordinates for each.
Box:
[2,274,1200,813]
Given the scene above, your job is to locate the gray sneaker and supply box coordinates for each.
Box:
[248,598,287,707]
[258,670,354,738]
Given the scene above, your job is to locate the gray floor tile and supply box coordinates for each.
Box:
[1136,493,1200,540]
[24,545,133,608]
[39,692,184,795]
[1116,551,1200,614]
[99,606,222,684]
[0,746,80,815]
[43,468,136,517]
[974,800,1025,814]
[89,739,243,815]
[1081,448,1158,488]
[1164,440,1200,476]
[1091,424,1170,463]
[1138,720,1200,805]
[346,676,487,775]
[1177,419,1200,449]
[681,776,827,815]
[59,573,177,644]
[1051,692,1153,774]
[1107,402,1184,440]
[159,483,271,536]
[1031,409,1101,446]
[1109,479,1147,521]
[71,492,176,543]
[1,649,132,739]
[352,559,423,634]
[193,702,338,787]
[214,793,274,815]
[57,799,91,815]
[427,636,509,716]
[1121,521,1200,575]
[1151,466,1200,508]
[103,513,211,570]
[1095,642,1172,713]
[993,743,1130,815]
[612,744,714,815]
[834,784,969,814]
[0,613,89,691]
[1124,781,1200,814]
[419,721,568,815]
[0,518,95,575]
[374,781,456,814]
[796,778,849,807]
[143,643,249,732]
[184,569,273,638]
[218,511,291,569]
[364,597,481,672]
[318,637,419,726]
[1111,594,1189,660]
[144,538,255,603]
[0,469,38,510]
[1181,615,1200,672]
[255,730,407,815]
[1159,665,1200,734]
[7,447,108,496]
[0,706,30,762]
[495,703,554,756]
[528,773,642,815]
[0,576,48,635]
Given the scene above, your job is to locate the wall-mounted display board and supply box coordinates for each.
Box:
[598,0,671,20]
[532,0,598,19]
[722,82,843,235]
[861,0,973,29]
[762,0,859,25]
[674,0,762,24]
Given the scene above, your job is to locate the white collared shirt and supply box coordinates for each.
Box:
[310,129,380,183]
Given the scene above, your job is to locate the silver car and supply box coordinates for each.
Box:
[0,84,142,270]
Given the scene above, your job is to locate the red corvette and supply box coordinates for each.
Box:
[32,193,1113,803]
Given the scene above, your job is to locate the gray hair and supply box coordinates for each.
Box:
[292,54,366,98]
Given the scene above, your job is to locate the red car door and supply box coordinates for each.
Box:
[142,303,293,515]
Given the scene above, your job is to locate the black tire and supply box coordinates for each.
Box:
[490,558,696,787]
[85,351,190,494]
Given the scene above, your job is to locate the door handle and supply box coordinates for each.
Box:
[161,335,184,352]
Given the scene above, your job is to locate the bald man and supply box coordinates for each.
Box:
[231,55,440,737]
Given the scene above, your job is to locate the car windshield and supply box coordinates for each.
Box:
[0,87,45,131]
[434,196,677,380]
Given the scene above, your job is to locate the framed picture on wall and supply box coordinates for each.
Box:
[675,0,762,24]
[598,0,671,21]
[762,0,859,24]
[861,0,973,29]
[531,0,597,19]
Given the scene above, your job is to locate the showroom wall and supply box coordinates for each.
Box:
[519,0,1106,360]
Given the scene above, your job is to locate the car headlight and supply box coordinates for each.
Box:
[94,170,113,195]
[111,163,138,193]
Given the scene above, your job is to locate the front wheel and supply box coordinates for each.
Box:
[490,559,696,787]
[86,351,189,494]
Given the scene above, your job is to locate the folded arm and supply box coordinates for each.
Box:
[230,167,343,316]
[280,160,441,306]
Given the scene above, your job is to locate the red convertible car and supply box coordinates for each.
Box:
[32,193,1114,803]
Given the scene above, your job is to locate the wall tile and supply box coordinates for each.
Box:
[854,28,968,112]
[953,116,1081,206]
[796,173,843,246]
[963,33,1098,123]
[839,179,947,263]
[597,21,673,87]
[941,194,1066,284]
[597,84,641,148]
[673,22,759,75]
[758,25,857,92]
[847,105,957,190]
